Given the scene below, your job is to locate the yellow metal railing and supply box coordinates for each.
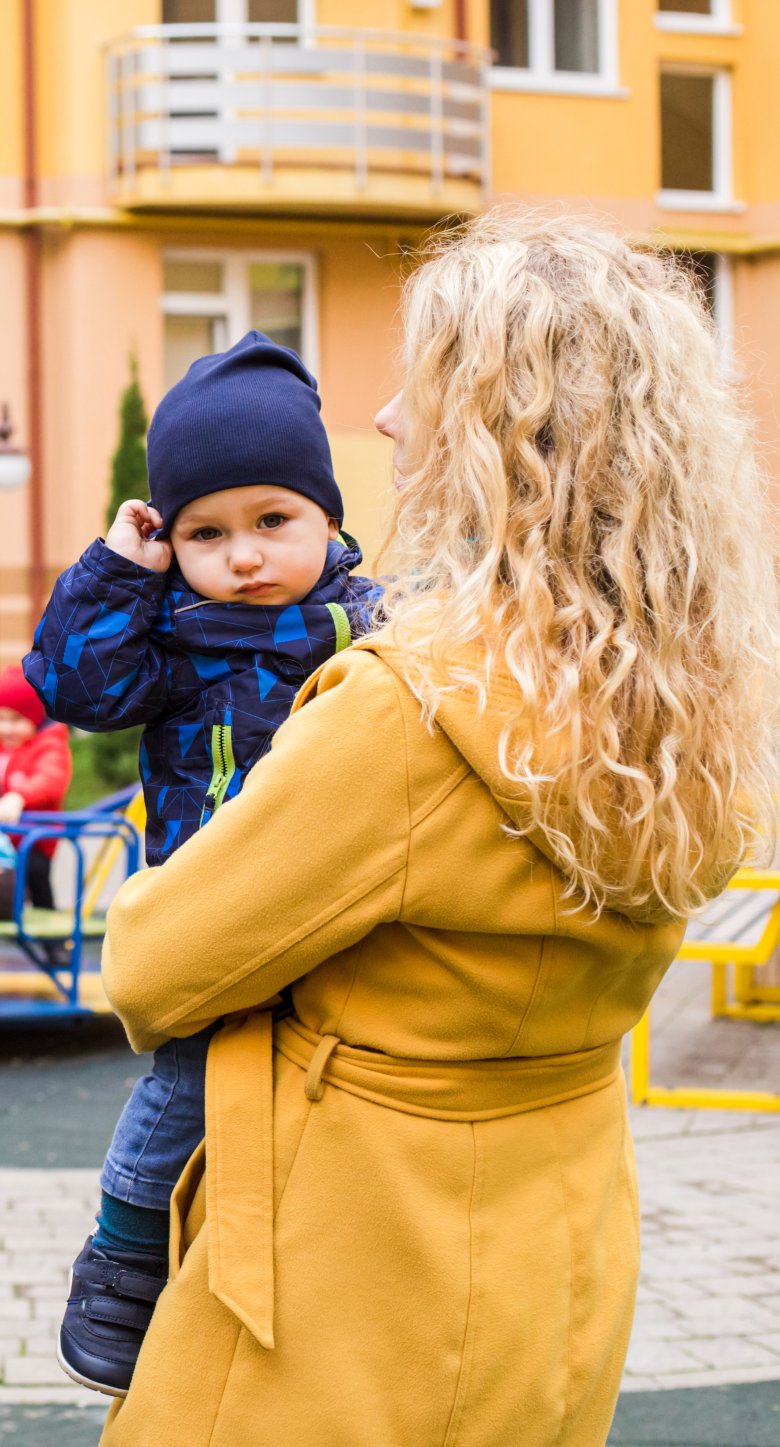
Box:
[81,790,146,922]
[631,867,780,1113]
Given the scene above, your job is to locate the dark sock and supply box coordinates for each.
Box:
[93,1189,169,1259]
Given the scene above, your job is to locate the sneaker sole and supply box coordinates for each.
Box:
[56,1335,129,1399]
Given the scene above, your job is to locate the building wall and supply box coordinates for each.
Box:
[36,0,158,208]
[3,0,780,668]
[0,232,30,658]
[37,227,163,567]
[483,0,761,237]
[733,252,780,480]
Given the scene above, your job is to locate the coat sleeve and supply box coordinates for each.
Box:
[5,726,72,810]
[23,540,171,730]
[102,649,411,1052]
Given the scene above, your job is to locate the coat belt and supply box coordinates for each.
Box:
[203,1012,622,1351]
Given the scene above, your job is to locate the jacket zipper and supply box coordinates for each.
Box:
[200,714,236,827]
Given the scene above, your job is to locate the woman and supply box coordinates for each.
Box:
[99,212,780,1446]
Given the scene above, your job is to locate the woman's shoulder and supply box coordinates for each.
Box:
[292,628,407,710]
[288,632,470,817]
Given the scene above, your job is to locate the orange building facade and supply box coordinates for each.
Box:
[1,0,779,664]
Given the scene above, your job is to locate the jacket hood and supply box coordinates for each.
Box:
[364,634,729,926]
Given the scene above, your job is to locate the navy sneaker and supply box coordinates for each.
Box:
[57,1236,168,1397]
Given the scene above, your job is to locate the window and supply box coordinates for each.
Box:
[490,0,530,70]
[554,0,600,74]
[489,0,618,93]
[672,250,733,362]
[163,0,216,20]
[655,1,734,32]
[659,68,731,207]
[163,1,299,20]
[162,251,316,394]
[161,2,308,164]
[659,1,713,12]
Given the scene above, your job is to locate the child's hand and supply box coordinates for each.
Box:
[105,501,173,574]
[0,791,25,824]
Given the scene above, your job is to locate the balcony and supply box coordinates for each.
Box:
[105,23,491,219]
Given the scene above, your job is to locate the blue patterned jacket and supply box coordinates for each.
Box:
[24,535,381,866]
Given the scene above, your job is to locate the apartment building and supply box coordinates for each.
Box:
[1,0,777,662]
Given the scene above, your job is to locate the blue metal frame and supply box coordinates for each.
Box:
[0,800,141,1012]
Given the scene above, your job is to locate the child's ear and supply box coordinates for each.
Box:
[327,517,340,539]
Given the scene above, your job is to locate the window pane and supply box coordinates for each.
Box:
[489,1,529,69]
[249,263,304,354]
[554,0,600,73]
[673,250,717,315]
[247,0,299,21]
[659,2,712,14]
[660,73,714,191]
[163,259,224,293]
[164,315,224,392]
[163,1,216,21]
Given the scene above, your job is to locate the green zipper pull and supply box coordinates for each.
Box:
[200,717,236,827]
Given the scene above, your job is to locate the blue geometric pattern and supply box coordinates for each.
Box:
[256,666,278,702]
[91,606,132,639]
[24,532,382,867]
[63,634,87,668]
[273,606,307,646]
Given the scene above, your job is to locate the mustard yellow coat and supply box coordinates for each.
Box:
[100,637,685,1447]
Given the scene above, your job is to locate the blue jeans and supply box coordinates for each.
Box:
[100,1025,219,1211]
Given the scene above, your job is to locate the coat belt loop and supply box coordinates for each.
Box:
[303,1034,341,1102]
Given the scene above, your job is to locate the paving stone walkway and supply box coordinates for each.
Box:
[626,1108,780,1391]
[1,1111,778,1403]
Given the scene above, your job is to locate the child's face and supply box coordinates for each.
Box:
[171,485,339,606]
[0,709,36,751]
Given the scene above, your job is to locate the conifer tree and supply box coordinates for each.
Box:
[105,355,149,529]
[92,358,149,789]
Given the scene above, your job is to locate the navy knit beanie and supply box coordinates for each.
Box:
[147,330,343,534]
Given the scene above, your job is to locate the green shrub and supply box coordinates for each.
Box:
[65,731,106,811]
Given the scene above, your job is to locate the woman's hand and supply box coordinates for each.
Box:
[105,501,173,574]
[0,791,25,824]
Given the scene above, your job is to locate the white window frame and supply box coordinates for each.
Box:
[489,0,624,98]
[161,248,319,376]
[655,1,741,38]
[657,66,737,211]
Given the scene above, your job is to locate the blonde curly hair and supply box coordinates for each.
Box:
[376,208,780,920]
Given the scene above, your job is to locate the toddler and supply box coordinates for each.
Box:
[0,664,72,921]
[24,331,381,1397]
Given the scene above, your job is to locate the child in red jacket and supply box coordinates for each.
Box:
[0,664,72,916]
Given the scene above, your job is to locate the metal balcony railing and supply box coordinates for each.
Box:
[105,23,491,201]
